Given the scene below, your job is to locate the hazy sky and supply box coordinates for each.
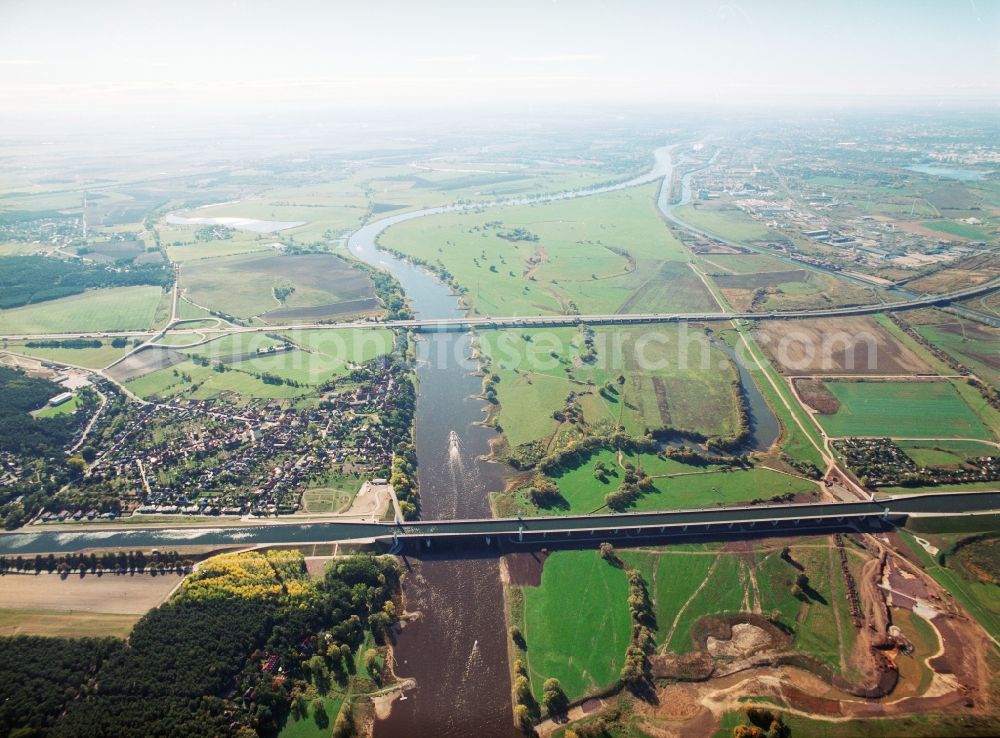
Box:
[1,0,998,121]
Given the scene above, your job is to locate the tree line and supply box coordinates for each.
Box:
[0,255,171,309]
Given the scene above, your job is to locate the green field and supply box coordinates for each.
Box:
[673,203,772,242]
[0,286,163,334]
[126,358,310,402]
[919,220,989,240]
[817,380,992,440]
[520,550,631,702]
[897,439,998,466]
[380,184,718,317]
[498,447,819,517]
[10,342,132,369]
[300,471,363,513]
[277,696,346,738]
[34,395,82,418]
[481,325,741,447]
[551,449,816,514]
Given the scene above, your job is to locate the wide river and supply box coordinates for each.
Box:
[347,147,676,738]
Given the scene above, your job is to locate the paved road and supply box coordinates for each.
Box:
[3,276,998,343]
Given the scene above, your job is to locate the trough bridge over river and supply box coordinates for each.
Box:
[2,491,998,555]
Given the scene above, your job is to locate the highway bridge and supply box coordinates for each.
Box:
[2,491,997,555]
[3,276,999,343]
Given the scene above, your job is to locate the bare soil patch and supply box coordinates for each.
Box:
[706,623,774,659]
[905,254,1000,294]
[264,297,381,323]
[635,684,703,721]
[106,346,186,381]
[503,551,549,587]
[794,378,841,414]
[755,316,930,375]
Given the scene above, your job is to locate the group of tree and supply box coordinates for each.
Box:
[604,464,654,512]
[527,475,566,508]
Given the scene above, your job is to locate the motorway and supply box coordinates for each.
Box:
[3,276,999,343]
[1,491,998,555]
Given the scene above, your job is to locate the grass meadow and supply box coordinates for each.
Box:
[380,183,718,317]
[481,325,741,447]
[520,550,631,702]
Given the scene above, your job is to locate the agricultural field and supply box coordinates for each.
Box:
[8,341,133,370]
[181,252,378,322]
[0,571,181,638]
[903,252,1000,295]
[919,219,990,240]
[0,609,140,639]
[380,183,718,317]
[176,328,394,386]
[125,357,310,402]
[518,550,632,702]
[0,285,163,334]
[755,316,930,376]
[815,380,993,440]
[897,439,999,467]
[673,202,773,242]
[480,325,742,448]
[912,317,1000,387]
[165,227,276,262]
[720,327,829,470]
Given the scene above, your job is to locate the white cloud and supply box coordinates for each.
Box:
[0,59,41,66]
[415,55,479,64]
[509,54,605,63]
